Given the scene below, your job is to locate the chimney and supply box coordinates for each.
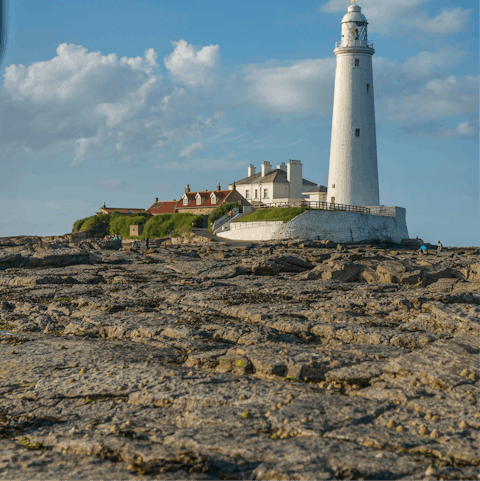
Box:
[233,182,236,190]
[276,162,287,171]
[217,182,221,191]
[155,197,158,202]
[102,202,106,208]
[287,159,303,199]
[185,184,190,193]
[261,161,272,177]
[247,164,256,177]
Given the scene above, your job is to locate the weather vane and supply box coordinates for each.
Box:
[350,0,357,5]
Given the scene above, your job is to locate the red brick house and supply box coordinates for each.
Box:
[175,184,250,215]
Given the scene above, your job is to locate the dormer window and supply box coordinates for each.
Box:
[183,196,188,206]
[210,192,218,204]
[196,194,202,205]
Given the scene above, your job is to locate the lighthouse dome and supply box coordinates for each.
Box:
[341,5,368,24]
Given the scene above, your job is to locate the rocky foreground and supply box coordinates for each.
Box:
[0,235,478,480]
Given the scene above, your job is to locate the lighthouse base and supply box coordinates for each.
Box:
[271,206,408,243]
[217,207,409,244]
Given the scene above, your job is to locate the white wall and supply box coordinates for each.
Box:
[272,207,408,243]
[218,207,409,243]
[217,221,284,241]
[287,160,303,200]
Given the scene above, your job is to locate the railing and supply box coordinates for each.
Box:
[335,40,374,49]
[229,221,283,230]
[216,212,248,232]
[249,200,395,217]
[212,208,239,232]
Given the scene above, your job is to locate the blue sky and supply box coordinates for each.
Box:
[0,0,478,246]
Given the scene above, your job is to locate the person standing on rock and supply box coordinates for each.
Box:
[145,237,149,250]
[437,241,443,255]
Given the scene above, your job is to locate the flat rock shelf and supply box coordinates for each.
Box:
[0,236,478,480]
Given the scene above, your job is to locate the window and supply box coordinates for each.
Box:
[366,84,370,93]
[263,188,268,199]
[332,184,335,188]
[331,197,335,204]
[254,189,258,199]
[183,197,188,206]
[354,59,360,67]
[355,129,360,138]
[245,189,250,199]
[196,196,201,205]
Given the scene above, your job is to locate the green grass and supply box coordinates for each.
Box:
[72,212,202,239]
[143,213,202,238]
[236,207,308,224]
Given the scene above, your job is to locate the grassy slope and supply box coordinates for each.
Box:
[72,212,203,239]
[236,207,308,223]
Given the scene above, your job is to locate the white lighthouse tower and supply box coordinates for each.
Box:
[327,1,379,207]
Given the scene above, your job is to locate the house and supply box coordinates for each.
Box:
[98,203,148,215]
[176,183,250,216]
[228,160,317,204]
[303,185,327,203]
[147,198,178,215]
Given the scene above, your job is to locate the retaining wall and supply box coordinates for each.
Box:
[216,221,284,241]
[217,207,409,243]
[272,207,408,243]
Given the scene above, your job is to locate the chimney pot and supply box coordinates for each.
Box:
[217,182,221,191]
[185,184,190,193]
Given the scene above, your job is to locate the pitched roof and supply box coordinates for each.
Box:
[304,185,327,193]
[230,169,317,187]
[100,207,147,215]
[147,201,177,214]
[176,190,234,209]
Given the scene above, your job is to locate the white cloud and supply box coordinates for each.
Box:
[243,58,335,114]
[178,141,206,158]
[164,39,219,87]
[318,0,471,37]
[0,42,223,167]
[385,75,479,122]
[440,121,477,139]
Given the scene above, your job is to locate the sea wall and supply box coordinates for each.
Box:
[217,207,409,243]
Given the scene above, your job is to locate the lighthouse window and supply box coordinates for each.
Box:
[354,59,360,67]
[355,129,361,138]
[366,84,370,93]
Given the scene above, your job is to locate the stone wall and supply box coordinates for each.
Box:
[272,207,408,243]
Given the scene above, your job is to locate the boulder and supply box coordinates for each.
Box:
[252,260,279,276]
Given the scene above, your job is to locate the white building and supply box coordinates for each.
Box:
[327,3,380,207]
[228,160,322,204]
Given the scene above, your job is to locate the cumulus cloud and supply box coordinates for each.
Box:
[164,40,219,87]
[384,75,479,122]
[0,42,222,167]
[318,0,471,37]
[178,141,206,158]
[243,58,335,114]
[441,121,477,139]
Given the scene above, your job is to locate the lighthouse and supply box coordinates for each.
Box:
[327,2,380,207]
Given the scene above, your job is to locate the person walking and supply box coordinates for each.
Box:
[436,241,443,256]
[132,240,136,249]
[145,237,149,250]
[228,210,233,218]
